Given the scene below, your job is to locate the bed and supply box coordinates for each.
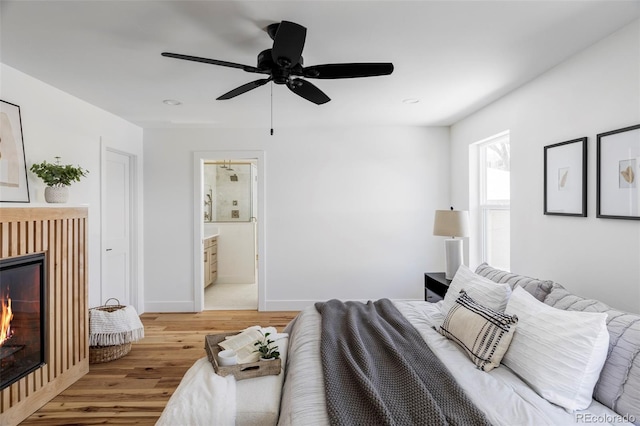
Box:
[157,263,640,425]
[278,264,640,426]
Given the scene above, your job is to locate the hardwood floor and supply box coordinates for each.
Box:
[20,310,299,425]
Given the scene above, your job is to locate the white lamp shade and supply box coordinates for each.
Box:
[433,210,470,238]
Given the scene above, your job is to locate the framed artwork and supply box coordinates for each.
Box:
[544,137,587,216]
[597,124,640,220]
[0,100,30,203]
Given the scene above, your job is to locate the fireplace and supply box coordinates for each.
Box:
[0,252,46,391]
[0,207,87,425]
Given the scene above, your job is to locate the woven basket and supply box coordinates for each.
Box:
[89,298,132,364]
[89,342,132,364]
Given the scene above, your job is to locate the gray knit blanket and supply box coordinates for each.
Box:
[315,299,492,426]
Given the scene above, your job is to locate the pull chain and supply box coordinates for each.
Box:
[270,82,274,136]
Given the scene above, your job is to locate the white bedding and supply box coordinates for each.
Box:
[157,331,289,426]
[278,301,633,426]
[156,357,236,426]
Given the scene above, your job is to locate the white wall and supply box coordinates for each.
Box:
[0,64,144,310]
[144,126,449,311]
[451,20,640,313]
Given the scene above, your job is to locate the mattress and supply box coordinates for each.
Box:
[278,300,632,426]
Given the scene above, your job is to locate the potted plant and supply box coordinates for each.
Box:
[253,331,280,361]
[30,157,88,203]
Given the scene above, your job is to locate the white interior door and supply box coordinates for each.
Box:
[251,164,258,273]
[104,150,131,305]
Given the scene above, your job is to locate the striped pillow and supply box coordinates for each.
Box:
[439,290,518,372]
[503,287,609,411]
[475,262,554,302]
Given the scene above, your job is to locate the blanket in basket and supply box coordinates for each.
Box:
[89,305,144,346]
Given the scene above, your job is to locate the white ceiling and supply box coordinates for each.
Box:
[1,1,639,130]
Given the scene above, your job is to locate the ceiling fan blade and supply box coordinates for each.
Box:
[271,21,307,68]
[217,78,272,100]
[286,79,330,105]
[301,63,394,79]
[162,52,264,74]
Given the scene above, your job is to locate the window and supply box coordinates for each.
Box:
[477,133,510,270]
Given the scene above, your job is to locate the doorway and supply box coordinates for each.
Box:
[192,151,265,312]
[203,160,257,310]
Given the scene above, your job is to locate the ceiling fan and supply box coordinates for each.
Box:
[161,20,394,105]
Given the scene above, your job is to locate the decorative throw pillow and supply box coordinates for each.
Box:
[440,264,512,318]
[502,287,609,412]
[439,290,518,372]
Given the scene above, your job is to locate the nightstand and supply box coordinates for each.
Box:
[424,272,451,302]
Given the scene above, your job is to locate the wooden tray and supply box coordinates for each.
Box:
[204,332,282,380]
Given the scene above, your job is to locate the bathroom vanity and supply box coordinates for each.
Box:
[204,235,218,288]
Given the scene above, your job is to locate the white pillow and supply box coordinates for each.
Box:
[502,287,609,412]
[440,264,512,317]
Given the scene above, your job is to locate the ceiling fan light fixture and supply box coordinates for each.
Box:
[163,99,182,106]
[161,20,393,105]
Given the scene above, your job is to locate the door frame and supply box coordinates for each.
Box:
[193,150,266,312]
[100,142,142,312]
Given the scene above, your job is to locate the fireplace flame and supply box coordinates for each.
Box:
[1,291,13,345]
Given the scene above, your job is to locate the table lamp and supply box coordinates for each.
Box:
[433,207,470,280]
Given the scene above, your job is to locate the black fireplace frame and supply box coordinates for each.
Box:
[0,252,47,390]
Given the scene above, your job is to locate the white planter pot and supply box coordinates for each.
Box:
[44,186,69,203]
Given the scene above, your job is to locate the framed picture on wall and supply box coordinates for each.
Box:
[597,124,640,220]
[0,100,30,203]
[544,137,587,216]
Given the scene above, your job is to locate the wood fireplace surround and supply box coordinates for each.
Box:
[0,207,88,426]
